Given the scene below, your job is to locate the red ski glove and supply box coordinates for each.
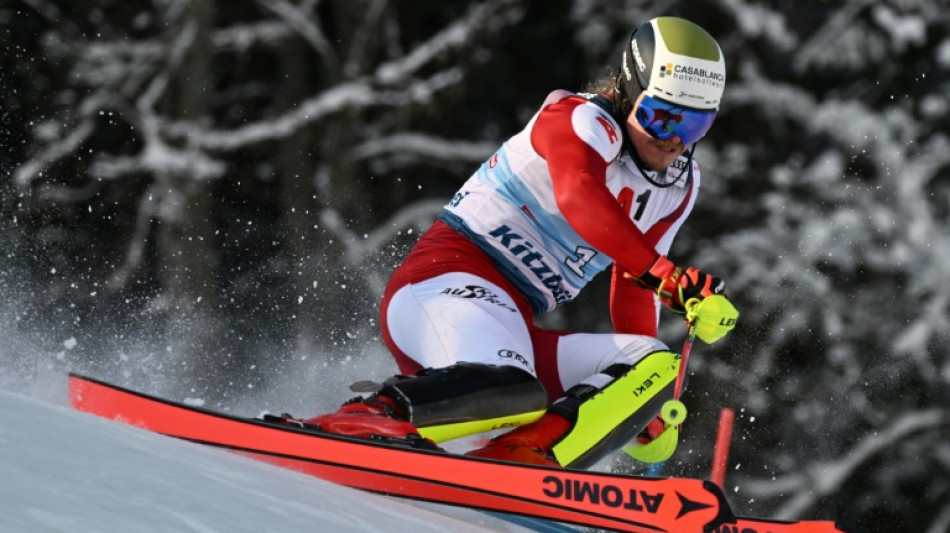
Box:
[634,255,726,314]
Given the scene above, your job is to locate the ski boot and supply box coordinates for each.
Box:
[302,394,422,440]
[465,412,569,466]
[293,362,549,449]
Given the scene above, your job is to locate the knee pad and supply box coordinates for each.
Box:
[380,363,548,443]
[548,350,679,469]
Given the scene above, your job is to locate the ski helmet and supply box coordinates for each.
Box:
[621,17,726,111]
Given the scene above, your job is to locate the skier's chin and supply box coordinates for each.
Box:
[642,143,684,171]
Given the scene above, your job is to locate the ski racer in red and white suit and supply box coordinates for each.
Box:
[309,17,735,469]
[382,89,698,398]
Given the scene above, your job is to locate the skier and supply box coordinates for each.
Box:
[306,16,737,468]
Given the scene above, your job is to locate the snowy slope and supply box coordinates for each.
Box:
[0,387,552,533]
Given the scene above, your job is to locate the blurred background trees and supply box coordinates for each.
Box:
[1,1,948,531]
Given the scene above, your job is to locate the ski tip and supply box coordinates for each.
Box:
[699,479,737,530]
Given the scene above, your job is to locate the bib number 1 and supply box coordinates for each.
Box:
[564,246,597,277]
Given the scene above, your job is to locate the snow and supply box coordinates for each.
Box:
[0,387,546,533]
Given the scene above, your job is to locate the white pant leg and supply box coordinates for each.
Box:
[385,273,537,375]
[555,333,669,392]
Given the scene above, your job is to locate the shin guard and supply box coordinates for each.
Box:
[379,363,549,443]
[549,350,680,469]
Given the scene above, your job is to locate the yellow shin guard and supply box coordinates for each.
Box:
[550,350,680,469]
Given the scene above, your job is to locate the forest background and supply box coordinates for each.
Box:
[1,1,948,531]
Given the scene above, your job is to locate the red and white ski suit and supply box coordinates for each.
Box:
[381,90,700,400]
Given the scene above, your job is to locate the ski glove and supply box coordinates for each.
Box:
[634,255,726,314]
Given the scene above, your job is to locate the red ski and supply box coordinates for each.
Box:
[68,374,847,533]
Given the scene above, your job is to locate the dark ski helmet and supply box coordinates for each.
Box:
[621,17,726,111]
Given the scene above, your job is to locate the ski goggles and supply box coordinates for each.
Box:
[634,95,717,145]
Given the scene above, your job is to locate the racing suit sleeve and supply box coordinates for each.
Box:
[609,264,659,336]
[530,98,660,281]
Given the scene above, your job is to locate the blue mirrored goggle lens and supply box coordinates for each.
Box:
[634,95,716,145]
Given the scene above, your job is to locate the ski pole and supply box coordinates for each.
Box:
[636,324,695,470]
[626,296,737,464]
[657,316,694,433]
[672,319,696,400]
[623,317,693,463]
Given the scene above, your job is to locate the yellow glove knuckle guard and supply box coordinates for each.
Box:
[690,294,739,344]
